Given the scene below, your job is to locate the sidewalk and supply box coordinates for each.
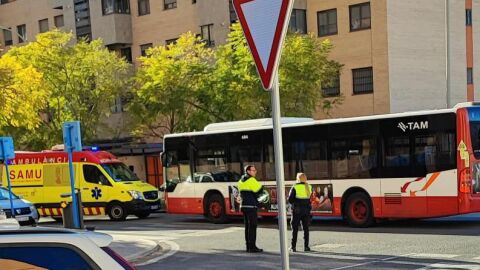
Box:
[109,235,161,262]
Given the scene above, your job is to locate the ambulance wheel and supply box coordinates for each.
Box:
[344,192,375,228]
[107,202,127,221]
[135,211,150,219]
[206,194,228,224]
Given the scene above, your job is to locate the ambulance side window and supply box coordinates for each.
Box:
[83,165,111,186]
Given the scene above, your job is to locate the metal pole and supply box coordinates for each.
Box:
[271,75,290,270]
[67,145,80,229]
[1,143,15,218]
[445,0,451,108]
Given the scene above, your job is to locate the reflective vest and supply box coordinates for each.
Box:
[293,183,312,199]
[238,177,262,193]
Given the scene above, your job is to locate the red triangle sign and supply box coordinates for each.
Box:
[233,0,292,90]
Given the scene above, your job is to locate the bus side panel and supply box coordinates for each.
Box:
[426,170,459,217]
[167,182,203,214]
[333,179,382,218]
[380,178,427,218]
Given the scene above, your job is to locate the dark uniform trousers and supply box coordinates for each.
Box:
[242,208,258,249]
[291,207,310,248]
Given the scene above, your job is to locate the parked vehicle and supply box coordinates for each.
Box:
[0,187,38,226]
[0,220,137,270]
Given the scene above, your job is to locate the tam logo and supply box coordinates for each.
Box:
[397,121,429,132]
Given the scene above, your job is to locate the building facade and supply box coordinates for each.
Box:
[310,0,478,119]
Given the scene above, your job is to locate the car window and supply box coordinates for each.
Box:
[0,188,19,200]
[83,165,109,185]
[0,244,99,270]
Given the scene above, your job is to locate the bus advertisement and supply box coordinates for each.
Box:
[162,103,480,227]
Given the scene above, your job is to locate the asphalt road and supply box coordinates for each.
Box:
[42,213,480,270]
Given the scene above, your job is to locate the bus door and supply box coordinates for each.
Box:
[80,164,112,215]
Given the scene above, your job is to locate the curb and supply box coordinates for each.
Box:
[110,235,160,261]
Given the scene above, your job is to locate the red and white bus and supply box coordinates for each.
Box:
[162,103,480,227]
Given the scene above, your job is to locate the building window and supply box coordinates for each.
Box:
[352,67,373,94]
[16,24,26,43]
[140,43,153,56]
[289,9,307,34]
[138,0,150,16]
[74,0,92,41]
[468,68,474,84]
[164,0,177,10]
[229,0,237,23]
[165,38,178,45]
[102,0,130,15]
[38,19,49,33]
[350,2,371,31]
[2,29,13,46]
[120,47,132,63]
[466,9,472,26]
[54,15,64,27]
[200,24,215,47]
[322,74,340,97]
[318,9,337,37]
[192,0,196,3]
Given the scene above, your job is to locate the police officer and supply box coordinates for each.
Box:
[238,164,264,253]
[288,172,312,252]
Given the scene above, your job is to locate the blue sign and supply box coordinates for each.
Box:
[63,121,82,152]
[0,137,15,160]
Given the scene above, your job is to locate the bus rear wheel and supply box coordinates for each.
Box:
[206,194,228,224]
[107,202,127,221]
[345,192,375,228]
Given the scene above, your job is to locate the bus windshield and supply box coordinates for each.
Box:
[469,107,480,159]
[101,163,140,182]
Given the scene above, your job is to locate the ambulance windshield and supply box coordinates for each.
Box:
[101,163,140,182]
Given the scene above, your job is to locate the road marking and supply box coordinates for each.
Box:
[313,244,346,249]
[135,240,180,266]
[326,254,414,270]
[415,263,480,270]
[298,252,369,261]
[410,253,459,259]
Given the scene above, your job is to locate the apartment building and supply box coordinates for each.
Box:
[309,0,478,118]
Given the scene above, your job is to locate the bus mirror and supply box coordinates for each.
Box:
[161,152,166,165]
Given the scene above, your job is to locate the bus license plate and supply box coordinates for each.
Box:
[16,216,29,222]
[151,205,159,210]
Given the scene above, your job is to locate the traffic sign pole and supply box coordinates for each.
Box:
[233,0,294,268]
[0,142,15,218]
[271,75,290,270]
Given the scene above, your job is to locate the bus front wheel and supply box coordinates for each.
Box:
[206,194,228,224]
[107,202,127,221]
[344,192,375,228]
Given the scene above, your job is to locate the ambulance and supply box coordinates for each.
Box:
[0,150,160,221]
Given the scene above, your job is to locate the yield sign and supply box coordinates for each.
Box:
[233,0,292,90]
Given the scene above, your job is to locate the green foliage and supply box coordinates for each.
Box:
[131,23,342,139]
[3,30,129,149]
[129,32,215,137]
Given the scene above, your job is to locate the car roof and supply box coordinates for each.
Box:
[0,226,113,247]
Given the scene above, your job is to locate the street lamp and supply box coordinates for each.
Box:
[0,25,27,45]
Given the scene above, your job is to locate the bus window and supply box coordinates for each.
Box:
[414,135,437,175]
[331,138,377,179]
[471,122,480,159]
[384,136,410,171]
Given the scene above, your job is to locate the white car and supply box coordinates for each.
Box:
[0,219,137,270]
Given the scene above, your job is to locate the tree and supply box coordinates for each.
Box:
[4,30,129,149]
[129,32,215,139]
[208,23,342,120]
[130,23,342,140]
[0,55,46,130]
